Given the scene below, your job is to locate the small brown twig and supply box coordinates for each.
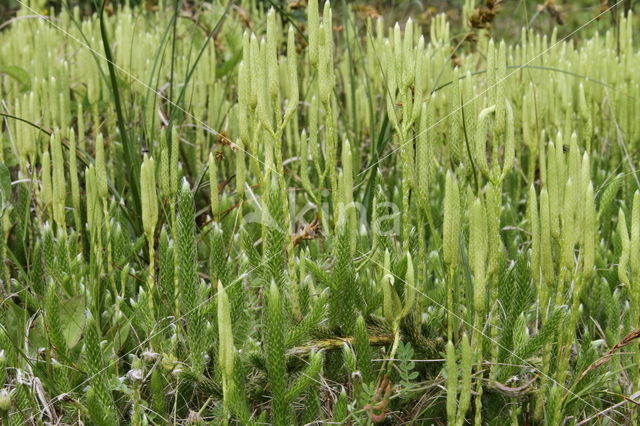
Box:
[576,390,640,425]
[488,374,539,397]
[287,334,395,357]
[575,327,640,385]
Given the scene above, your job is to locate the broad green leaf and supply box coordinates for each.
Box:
[26,315,49,356]
[0,65,31,92]
[5,300,28,347]
[60,296,87,348]
[107,321,131,354]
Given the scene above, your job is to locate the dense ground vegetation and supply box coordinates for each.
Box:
[1,0,640,424]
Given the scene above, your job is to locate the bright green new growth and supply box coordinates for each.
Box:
[443,170,461,270]
[141,153,159,309]
[469,197,487,315]
[1,2,639,424]
[94,133,108,199]
[445,333,473,426]
[50,133,66,230]
[217,280,234,379]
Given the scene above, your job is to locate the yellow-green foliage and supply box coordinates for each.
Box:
[0,1,638,424]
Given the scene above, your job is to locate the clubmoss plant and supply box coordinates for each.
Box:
[0,2,639,424]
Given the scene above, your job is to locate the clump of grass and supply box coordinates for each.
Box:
[0,0,639,424]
